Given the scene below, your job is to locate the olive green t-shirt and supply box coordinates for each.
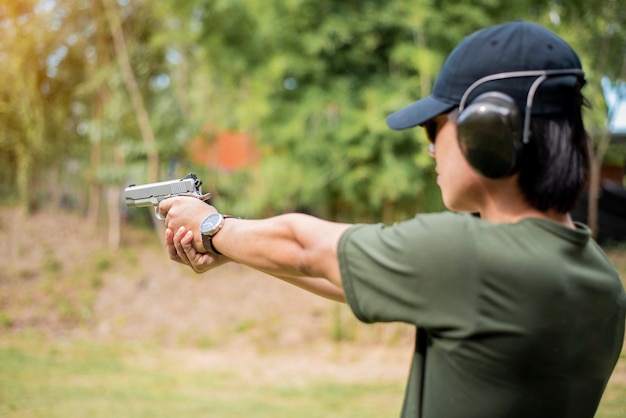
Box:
[338,212,626,418]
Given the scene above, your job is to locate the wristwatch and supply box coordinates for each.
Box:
[199,213,234,255]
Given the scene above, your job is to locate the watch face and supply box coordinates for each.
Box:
[200,213,223,236]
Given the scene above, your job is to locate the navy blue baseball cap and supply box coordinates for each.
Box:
[386,20,585,130]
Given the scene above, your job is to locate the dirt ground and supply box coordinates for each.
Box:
[0,207,414,384]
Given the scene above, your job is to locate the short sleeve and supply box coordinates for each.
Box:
[338,212,480,332]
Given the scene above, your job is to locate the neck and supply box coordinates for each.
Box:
[481,204,575,228]
[477,178,575,228]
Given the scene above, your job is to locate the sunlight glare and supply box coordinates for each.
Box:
[35,0,56,15]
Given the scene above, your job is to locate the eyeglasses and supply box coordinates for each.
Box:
[422,119,439,143]
[422,109,458,143]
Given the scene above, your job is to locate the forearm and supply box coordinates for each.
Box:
[263,271,346,303]
[212,213,350,290]
[160,197,351,296]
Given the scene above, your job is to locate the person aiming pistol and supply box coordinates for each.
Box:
[158,21,626,418]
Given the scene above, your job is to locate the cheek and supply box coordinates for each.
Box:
[437,124,478,176]
[436,132,471,177]
[435,132,484,210]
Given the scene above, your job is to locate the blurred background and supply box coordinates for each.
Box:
[1,0,625,240]
[1,1,626,417]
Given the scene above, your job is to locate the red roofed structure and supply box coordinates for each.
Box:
[187,130,260,172]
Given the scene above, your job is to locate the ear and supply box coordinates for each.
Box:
[456,92,523,179]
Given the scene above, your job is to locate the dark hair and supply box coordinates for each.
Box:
[517,91,590,213]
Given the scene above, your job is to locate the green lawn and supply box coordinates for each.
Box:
[1,331,624,418]
[0,334,404,418]
[597,350,626,418]
[595,245,626,417]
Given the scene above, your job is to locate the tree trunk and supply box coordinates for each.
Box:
[101,0,159,183]
[105,146,123,249]
[102,0,164,241]
[15,142,32,216]
[87,137,102,226]
[588,159,600,239]
[587,131,612,239]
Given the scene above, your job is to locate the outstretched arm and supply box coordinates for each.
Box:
[160,196,351,301]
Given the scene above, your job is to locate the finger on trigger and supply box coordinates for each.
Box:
[158,198,174,219]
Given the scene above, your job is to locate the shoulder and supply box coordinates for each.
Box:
[339,211,489,264]
[338,212,486,324]
[343,211,485,238]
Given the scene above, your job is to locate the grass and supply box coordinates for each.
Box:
[597,246,626,418]
[0,333,404,418]
[1,332,623,418]
[597,351,626,418]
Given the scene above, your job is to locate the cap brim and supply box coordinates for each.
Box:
[386,95,455,130]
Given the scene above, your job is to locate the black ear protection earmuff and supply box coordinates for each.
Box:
[455,69,585,179]
[457,91,522,179]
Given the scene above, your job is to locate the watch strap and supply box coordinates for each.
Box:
[202,215,237,255]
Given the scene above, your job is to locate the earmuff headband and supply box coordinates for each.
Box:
[459,69,585,144]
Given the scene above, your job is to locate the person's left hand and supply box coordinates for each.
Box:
[165,225,229,273]
[159,196,230,273]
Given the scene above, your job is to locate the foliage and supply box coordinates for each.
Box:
[0,0,625,223]
[166,0,551,221]
[546,0,626,138]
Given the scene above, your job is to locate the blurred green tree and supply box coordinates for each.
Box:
[0,0,83,213]
[1,0,625,231]
[552,0,626,237]
[178,0,553,221]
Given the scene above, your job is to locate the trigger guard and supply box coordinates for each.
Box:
[155,207,166,220]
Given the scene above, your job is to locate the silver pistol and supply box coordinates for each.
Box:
[123,173,211,220]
